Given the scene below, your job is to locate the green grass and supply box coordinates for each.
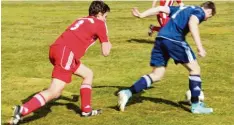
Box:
[2,1,234,125]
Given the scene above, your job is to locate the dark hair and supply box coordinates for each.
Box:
[89,1,110,16]
[201,1,216,16]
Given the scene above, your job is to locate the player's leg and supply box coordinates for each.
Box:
[182,61,213,114]
[148,14,163,36]
[153,13,166,30]
[23,78,66,115]
[148,25,161,36]
[149,13,169,36]
[128,66,166,94]
[157,13,164,27]
[73,63,102,117]
[182,60,201,103]
[164,39,212,114]
[10,79,66,125]
[161,13,170,27]
[118,66,166,111]
[10,45,73,124]
[118,38,168,111]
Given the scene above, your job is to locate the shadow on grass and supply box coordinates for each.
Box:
[93,85,190,113]
[18,91,80,124]
[128,95,190,112]
[127,38,154,44]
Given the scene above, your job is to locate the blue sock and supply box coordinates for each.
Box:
[189,75,202,103]
[129,75,153,94]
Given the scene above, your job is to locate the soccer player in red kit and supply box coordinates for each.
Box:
[10,1,111,125]
[148,0,184,36]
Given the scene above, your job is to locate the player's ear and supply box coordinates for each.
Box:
[207,9,212,16]
[97,12,103,16]
[96,12,105,21]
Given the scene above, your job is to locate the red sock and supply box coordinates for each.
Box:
[152,26,161,32]
[80,84,92,113]
[21,93,46,116]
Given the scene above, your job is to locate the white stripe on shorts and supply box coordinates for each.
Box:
[184,46,194,62]
[157,36,195,62]
[65,51,74,70]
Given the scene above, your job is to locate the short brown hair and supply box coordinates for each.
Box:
[201,1,216,16]
[89,1,110,16]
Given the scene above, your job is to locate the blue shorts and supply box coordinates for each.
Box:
[150,37,196,67]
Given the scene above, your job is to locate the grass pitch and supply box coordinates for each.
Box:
[2,1,234,125]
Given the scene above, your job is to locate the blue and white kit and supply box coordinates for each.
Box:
[151,6,205,66]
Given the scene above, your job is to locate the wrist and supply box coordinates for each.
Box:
[197,45,203,50]
[139,14,144,18]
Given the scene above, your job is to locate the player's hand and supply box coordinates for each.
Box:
[197,47,206,57]
[132,7,141,18]
[102,42,112,56]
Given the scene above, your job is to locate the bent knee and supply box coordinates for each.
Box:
[190,65,201,75]
[46,88,62,99]
[149,73,164,82]
[52,91,62,99]
[84,68,93,79]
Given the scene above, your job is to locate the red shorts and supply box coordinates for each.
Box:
[49,44,81,83]
[157,13,170,27]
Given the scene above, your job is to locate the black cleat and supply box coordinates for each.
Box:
[148,24,155,37]
[9,105,22,125]
[81,109,102,117]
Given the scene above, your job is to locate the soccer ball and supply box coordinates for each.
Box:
[185,90,204,103]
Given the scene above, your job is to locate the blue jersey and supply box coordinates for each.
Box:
[157,6,205,41]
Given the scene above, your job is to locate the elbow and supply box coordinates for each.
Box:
[158,6,169,14]
[158,6,164,12]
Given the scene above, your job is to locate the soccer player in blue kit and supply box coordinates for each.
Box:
[118,1,216,114]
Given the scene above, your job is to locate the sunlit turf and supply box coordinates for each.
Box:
[2,1,234,125]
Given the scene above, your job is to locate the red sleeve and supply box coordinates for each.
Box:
[96,22,109,43]
[176,0,182,4]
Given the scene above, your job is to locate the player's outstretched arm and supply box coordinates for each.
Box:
[101,42,112,56]
[132,6,170,18]
[189,15,206,57]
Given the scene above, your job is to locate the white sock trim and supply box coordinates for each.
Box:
[34,94,46,106]
[143,75,152,87]
[189,76,201,82]
[80,84,92,89]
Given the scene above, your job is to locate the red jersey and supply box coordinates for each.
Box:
[156,0,182,26]
[159,0,182,6]
[52,16,109,60]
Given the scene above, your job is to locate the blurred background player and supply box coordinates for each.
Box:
[148,0,184,36]
[118,1,216,114]
[10,1,111,125]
